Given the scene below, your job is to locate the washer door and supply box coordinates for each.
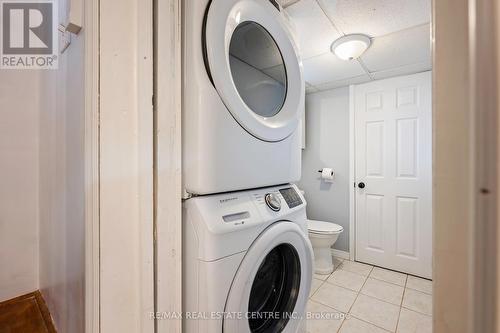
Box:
[223,222,313,333]
[204,0,304,142]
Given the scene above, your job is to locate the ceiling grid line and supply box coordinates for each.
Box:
[314,0,345,36]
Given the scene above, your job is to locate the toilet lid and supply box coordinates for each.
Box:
[307,219,343,234]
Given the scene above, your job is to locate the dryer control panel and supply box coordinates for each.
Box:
[279,187,303,209]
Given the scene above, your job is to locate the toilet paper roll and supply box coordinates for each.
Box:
[321,168,335,182]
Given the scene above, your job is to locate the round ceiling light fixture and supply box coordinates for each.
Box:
[331,34,371,61]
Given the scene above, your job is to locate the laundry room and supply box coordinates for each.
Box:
[0,0,498,333]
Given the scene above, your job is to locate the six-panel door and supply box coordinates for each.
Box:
[354,72,432,279]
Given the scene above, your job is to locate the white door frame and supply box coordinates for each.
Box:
[155,0,183,332]
[98,0,155,331]
[433,0,499,332]
[84,0,183,332]
[84,0,100,331]
[348,85,356,261]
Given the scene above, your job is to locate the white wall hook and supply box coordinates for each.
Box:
[58,24,71,54]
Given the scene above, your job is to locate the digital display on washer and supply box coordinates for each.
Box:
[279,187,303,209]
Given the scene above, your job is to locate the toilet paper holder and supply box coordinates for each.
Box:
[318,168,335,182]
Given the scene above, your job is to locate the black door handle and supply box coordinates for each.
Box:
[358,182,365,189]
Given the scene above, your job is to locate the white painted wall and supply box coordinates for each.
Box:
[298,87,350,252]
[37,0,85,331]
[0,71,40,302]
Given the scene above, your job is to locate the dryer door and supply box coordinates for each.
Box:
[204,0,304,142]
[223,222,313,333]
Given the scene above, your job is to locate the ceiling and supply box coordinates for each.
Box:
[279,0,432,93]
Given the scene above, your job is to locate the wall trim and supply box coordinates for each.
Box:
[99,0,154,330]
[84,0,100,330]
[348,85,356,261]
[154,0,182,332]
[331,249,350,260]
[468,0,499,330]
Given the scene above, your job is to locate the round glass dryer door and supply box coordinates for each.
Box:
[229,22,287,118]
[204,0,304,142]
[223,222,313,333]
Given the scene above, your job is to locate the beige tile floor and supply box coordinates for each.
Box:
[307,257,433,333]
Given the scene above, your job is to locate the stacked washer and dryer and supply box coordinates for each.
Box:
[182,0,313,332]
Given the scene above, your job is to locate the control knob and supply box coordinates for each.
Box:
[265,193,281,212]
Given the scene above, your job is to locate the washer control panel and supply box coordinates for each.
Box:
[265,193,281,211]
[279,187,303,209]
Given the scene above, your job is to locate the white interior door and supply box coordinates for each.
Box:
[354,72,432,279]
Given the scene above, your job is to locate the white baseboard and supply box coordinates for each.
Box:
[331,249,350,260]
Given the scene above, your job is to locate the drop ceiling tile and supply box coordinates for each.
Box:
[303,52,366,85]
[318,0,431,37]
[285,0,342,59]
[370,62,431,80]
[315,74,372,91]
[360,24,431,72]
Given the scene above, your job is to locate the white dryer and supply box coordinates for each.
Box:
[183,184,313,333]
[183,0,305,195]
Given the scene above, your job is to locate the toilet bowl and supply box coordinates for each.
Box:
[307,219,344,275]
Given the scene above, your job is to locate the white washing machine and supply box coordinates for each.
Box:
[183,184,313,333]
[183,0,305,196]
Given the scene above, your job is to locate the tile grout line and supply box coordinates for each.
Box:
[400,304,433,317]
[405,286,433,295]
[324,263,370,292]
[349,266,408,332]
[310,278,326,298]
[357,274,407,308]
[368,274,408,287]
[335,265,374,333]
[348,305,402,332]
[394,275,409,332]
[310,257,344,297]
[313,258,363,333]
[309,262,351,332]
[308,298,344,313]
[347,267,406,333]
[344,316,394,333]
[402,278,433,316]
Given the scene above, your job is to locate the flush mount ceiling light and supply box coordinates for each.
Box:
[331,34,371,61]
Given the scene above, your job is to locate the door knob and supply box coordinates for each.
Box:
[358,182,366,189]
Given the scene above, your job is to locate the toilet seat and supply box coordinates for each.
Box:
[307,219,343,235]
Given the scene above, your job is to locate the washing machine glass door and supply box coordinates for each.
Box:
[204,0,304,142]
[223,222,313,333]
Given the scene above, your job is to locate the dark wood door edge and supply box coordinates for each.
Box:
[33,291,57,333]
[0,291,57,333]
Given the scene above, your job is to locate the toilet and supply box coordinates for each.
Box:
[299,189,344,274]
[307,220,344,274]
